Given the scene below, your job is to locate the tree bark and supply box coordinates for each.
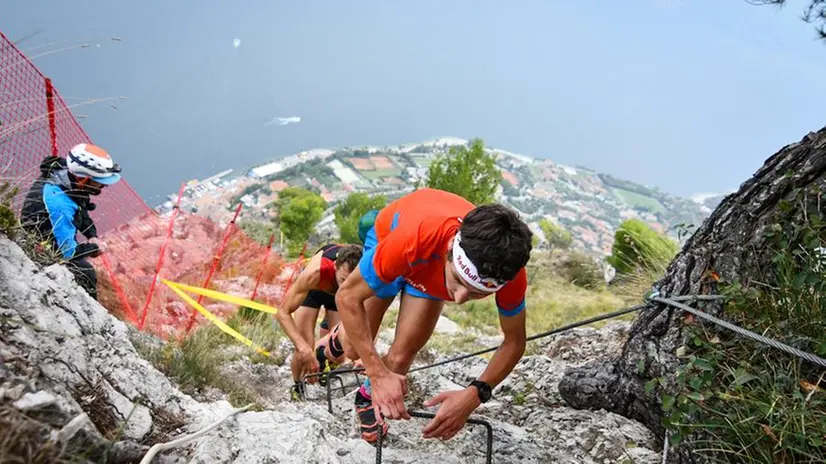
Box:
[558,126,826,462]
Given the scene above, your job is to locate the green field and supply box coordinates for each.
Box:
[411,155,432,168]
[360,168,402,180]
[612,187,667,214]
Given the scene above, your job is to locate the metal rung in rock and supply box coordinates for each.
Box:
[375,410,493,464]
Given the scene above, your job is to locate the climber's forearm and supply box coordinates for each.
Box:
[275,272,315,353]
[477,311,526,387]
[275,303,313,353]
[336,268,386,376]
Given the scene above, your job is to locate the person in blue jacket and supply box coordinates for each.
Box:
[20,143,122,300]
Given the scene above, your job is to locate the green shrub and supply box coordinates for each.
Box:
[237,305,267,323]
[0,181,19,238]
[442,250,626,337]
[607,219,678,275]
[333,192,387,244]
[135,311,284,409]
[558,251,604,290]
[607,219,680,305]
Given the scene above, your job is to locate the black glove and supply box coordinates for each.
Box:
[74,209,98,240]
[74,242,101,259]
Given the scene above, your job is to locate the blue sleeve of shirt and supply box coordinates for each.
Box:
[43,184,79,260]
[496,296,526,317]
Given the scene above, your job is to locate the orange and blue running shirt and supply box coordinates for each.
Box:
[360,188,527,317]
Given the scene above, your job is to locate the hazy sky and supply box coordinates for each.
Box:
[4,0,825,205]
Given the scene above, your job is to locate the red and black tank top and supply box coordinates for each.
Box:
[317,243,341,291]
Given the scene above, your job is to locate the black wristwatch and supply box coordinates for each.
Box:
[469,379,492,403]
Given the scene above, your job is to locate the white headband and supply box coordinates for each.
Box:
[452,232,506,293]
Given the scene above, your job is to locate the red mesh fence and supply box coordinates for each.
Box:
[1,31,150,233]
[96,207,295,339]
[2,30,298,340]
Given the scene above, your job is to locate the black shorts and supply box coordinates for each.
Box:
[301,289,337,312]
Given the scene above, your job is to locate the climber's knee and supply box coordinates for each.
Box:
[383,345,417,374]
[317,324,347,363]
[343,344,360,361]
[329,330,345,359]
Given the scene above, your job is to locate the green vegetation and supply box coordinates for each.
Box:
[659,186,826,462]
[135,312,284,409]
[425,332,482,355]
[442,250,625,337]
[441,299,500,336]
[599,173,662,200]
[333,192,387,244]
[360,169,401,180]
[500,178,520,197]
[539,218,572,253]
[411,155,432,167]
[611,187,667,214]
[266,157,335,184]
[607,219,679,275]
[0,181,19,238]
[274,187,327,257]
[0,181,63,267]
[395,152,418,169]
[238,220,276,247]
[558,251,604,290]
[425,138,501,205]
[607,219,679,304]
[512,165,536,186]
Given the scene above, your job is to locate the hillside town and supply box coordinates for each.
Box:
[153,137,713,257]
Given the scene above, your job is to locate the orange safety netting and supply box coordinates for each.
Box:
[96,205,297,339]
[1,30,297,340]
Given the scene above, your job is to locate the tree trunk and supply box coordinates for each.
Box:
[558,126,826,462]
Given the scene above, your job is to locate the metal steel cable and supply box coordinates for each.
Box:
[661,430,670,464]
[408,304,646,373]
[408,294,720,374]
[308,295,723,398]
[314,295,723,413]
[651,296,826,369]
[310,303,650,404]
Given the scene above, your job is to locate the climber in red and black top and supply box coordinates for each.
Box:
[274,243,363,400]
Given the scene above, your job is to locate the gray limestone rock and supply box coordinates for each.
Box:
[1,235,663,463]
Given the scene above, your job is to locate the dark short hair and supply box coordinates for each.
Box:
[458,204,532,281]
[335,244,363,272]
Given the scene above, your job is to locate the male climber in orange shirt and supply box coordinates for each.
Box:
[315,188,532,443]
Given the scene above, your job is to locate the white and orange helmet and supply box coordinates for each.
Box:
[66,143,122,185]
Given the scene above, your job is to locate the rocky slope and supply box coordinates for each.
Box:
[1,235,663,463]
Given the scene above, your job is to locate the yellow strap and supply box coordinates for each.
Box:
[161,279,278,314]
[163,280,271,357]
